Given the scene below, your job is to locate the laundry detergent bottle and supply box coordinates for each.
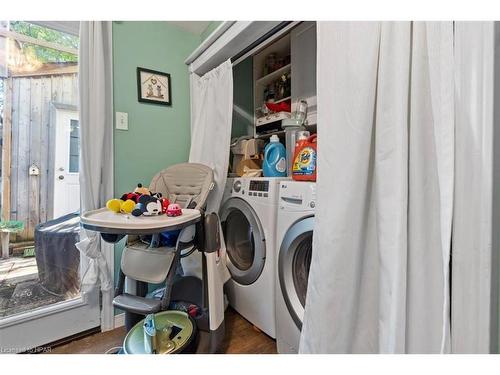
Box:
[263,135,287,177]
[292,133,317,181]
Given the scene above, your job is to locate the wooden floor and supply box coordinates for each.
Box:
[50,308,277,354]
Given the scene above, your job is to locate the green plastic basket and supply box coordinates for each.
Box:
[0,221,24,233]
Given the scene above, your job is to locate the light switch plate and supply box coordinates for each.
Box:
[116,111,128,130]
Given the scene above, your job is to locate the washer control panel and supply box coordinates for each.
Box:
[248,180,269,197]
[232,179,275,198]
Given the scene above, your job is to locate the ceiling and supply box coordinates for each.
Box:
[168,21,213,36]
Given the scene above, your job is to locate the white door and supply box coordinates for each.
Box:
[53,108,81,218]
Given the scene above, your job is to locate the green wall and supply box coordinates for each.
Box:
[113,21,199,194]
[112,22,200,302]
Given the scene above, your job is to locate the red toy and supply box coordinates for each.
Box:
[166,203,182,217]
[120,183,164,204]
[266,101,291,113]
[160,198,170,214]
[120,191,142,203]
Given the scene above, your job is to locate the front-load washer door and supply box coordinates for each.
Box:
[279,216,314,329]
[220,197,266,285]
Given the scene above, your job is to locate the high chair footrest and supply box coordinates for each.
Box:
[113,293,162,315]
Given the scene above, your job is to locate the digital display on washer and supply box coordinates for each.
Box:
[249,180,269,192]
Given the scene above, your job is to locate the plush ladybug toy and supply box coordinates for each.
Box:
[120,191,141,203]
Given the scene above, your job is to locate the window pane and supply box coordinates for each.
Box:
[68,119,79,173]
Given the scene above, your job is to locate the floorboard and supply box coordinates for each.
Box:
[49,308,277,354]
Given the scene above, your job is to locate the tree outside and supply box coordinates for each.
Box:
[9,21,78,64]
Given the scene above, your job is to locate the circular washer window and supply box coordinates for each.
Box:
[225,210,255,271]
[292,233,313,308]
[220,198,266,285]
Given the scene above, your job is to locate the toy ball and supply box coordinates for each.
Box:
[106,199,124,213]
[120,199,136,214]
[166,203,182,217]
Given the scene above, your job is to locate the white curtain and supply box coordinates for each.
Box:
[189,60,233,214]
[451,22,495,353]
[184,60,233,280]
[75,21,114,294]
[300,21,456,353]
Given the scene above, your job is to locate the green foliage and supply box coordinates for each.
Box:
[10,21,78,63]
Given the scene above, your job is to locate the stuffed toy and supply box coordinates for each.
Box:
[108,183,169,216]
[120,183,152,203]
[132,195,163,217]
[166,203,182,217]
[106,198,136,214]
[134,183,151,195]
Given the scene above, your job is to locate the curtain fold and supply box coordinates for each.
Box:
[185,60,233,281]
[300,21,454,353]
[75,21,114,293]
[189,59,233,214]
[451,21,495,353]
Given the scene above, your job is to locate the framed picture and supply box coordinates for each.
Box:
[137,67,172,106]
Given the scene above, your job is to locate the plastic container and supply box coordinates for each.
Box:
[263,135,287,177]
[292,134,317,181]
[35,212,81,296]
[282,118,304,177]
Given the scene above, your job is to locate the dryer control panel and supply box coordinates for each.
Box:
[279,181,316,211]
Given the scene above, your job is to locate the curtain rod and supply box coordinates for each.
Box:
[185,21,236,65]
[231,21,294,66]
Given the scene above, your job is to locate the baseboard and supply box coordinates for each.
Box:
[114,313,125,329]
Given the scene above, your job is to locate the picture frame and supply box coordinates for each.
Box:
[136,67,172,106]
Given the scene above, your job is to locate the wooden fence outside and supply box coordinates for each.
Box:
[8,70,78,242]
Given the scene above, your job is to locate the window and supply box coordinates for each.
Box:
[69,119,79,173]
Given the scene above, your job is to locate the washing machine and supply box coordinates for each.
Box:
[220,177,285,338]
[275,180,316,353]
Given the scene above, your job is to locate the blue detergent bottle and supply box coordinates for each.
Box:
[263,135,287,177]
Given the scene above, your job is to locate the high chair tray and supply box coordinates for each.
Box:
[80,208,201,235]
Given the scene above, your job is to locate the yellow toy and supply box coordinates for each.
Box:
[120,199,136,214]
[106,199,136,214]
[106,199,124,213]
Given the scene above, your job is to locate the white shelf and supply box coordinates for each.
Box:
[256,130,285,139]
[275,96,291,104]
[255,111,291,127]
[255,64,291,87]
